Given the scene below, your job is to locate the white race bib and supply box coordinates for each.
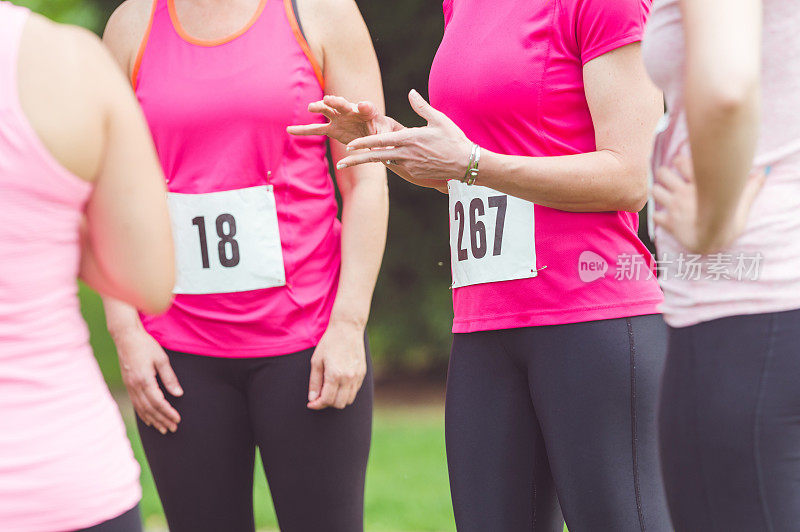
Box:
[168,185,286,294]
[448,181,537,288]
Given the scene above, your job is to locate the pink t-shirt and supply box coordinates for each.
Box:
[0,4,141,530]
[136,0,340,357]
[644,0,800,327]
[429,0,662,333]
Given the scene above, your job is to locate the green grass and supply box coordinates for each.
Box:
[127,407,455,532]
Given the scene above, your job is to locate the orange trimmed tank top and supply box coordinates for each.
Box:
[134,0,340,357]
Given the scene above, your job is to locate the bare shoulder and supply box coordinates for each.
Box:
[294,0,372,66]
[18,14,136,180]
[296,0,364,36]
[22,12,111,85]
[103,0,155,75]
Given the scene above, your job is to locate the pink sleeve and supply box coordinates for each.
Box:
[443,0,454,27]
[574,0,651,65]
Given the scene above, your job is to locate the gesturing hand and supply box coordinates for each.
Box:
[652,155,767,254]
[336,89,473,185]
[287,95,403,146]
[307,321,367,410]
[113,328,183,434]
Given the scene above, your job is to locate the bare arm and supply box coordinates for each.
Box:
[92,3,183,435]
[299,0,388,410]
[340,43,663,213]
[680,0,762,251]
[84,34,174,313]
[478,44,662,212]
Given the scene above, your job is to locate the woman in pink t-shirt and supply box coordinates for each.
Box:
[293,0,671,530]
[645,0,800,529]
[101,0,387,530]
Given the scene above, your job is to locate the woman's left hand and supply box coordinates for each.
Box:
[336,90,474,185]
[307,320,367,411]
[652,155,766,254]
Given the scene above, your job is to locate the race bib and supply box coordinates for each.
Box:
[168,185,286,294]
[448,181,537,288]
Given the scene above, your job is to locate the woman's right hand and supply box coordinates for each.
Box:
[113,328,184,434]
[287,95,403,145]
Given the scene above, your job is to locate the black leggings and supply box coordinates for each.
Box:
[660,308,800,531]
[446,315,672,531]
[138,345,373,532]
[75,506,141,532]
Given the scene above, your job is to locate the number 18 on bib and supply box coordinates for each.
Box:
[168,185,286,295]
[448,181,537,288]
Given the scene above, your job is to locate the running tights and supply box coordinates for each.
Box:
[446,315,672,531]
[137,345,373,532]
[660,308,800,531]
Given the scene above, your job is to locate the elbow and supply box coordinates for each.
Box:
[139,290,174,316]
[693,74,760,122]
[138,263,175,315]
[620,187,648,213]
[615,168,649,213]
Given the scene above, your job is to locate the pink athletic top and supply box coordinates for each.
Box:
[0,4,141,530]
[429,0,663,333]
[644,0,800,327]
[135,0,339,357]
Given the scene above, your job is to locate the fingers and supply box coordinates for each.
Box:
[308,101,336,121]
[337,148,402,170]
[652,210,670,232]
[346,130,409,151]
[155,355,184,397]
[357,101,379,119]
[323,94,359,115]
[308,356,324,404]
[286,124,329,136]
[308,375,339,411]
[655,165,686,193]
[132,388,174,434]
[142,378,181,428]
[332,385,350,410]
[651,183,672,208]
[674,155,695,182]
[126,367,180,433]
[408,89,442,123]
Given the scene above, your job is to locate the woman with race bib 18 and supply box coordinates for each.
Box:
[291,0,672,529]
[101,0,387,530]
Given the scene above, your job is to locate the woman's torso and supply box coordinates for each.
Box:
[429,0,663,333]
[135,0,340,357]
[644,0,800,327]
[0,4,140,530]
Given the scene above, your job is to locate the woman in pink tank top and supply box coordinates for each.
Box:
[0,2,174,531]
[645,0,800,529]
[292,0,672,530]
[102,0,387,530]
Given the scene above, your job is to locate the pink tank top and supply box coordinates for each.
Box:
[0,4,141,530]
[429,0,663,333]
[135,0,339,357]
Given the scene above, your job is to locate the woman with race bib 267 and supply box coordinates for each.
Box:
[101,0,387,530]
[291,0,672,530]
